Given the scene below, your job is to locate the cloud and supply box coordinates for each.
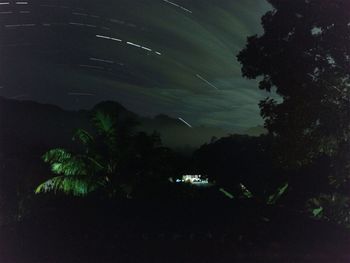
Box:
[0,0,274,132]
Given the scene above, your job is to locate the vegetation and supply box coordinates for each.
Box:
[2,1,350,261]
[35,108,176,198]
[238,0,350,227]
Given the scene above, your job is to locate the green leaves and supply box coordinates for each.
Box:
[312,207,324,218]
[73,129,94,146]
[42,148,72,163]
[93,111,116,136]
[307,193,350,227]
[35,175,106,196]
[267,182,289,205]
[36,111,121,197]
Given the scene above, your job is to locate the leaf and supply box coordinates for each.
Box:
[73,129,94,146]
[267,182,289,205]
[240,183,253,198]
[312,206,324,218]
[35,175,107,196]
[42,149,72,163]
[49,157,87,176]
[93,111,115,135]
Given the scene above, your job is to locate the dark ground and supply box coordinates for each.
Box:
[1,200,349,263]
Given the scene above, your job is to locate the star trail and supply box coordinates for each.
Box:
[0,0,275,132]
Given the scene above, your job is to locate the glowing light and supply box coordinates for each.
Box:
[162,0,192,13]
[110,37,122,42]
[96,34,122,42]
[0,2,10,5]
[178,117,192,128]
[141,46,152,52]
[196,74,219,90]
[15,1,28,4]
[155,51,162,55]
[126,41,141,48]
[89,57,114,64]
[179,175,209,184]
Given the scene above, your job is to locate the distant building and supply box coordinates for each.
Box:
[176,174,209,184]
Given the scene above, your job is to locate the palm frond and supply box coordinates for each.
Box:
[35,175,107,196]
[50,156,88,176]
[73,129,94,146]
[42,148,72,163]
[93,111,115,135]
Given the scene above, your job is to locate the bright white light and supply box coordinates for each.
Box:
[0,2,10,5]
[162,0,192,13]
[96,34,122,42]
[155,51,162,55]
[16,1,28,4]
[181,175,209,184]
[196,74,219,90]
[110,37,122,42]
[141,46,152,52]
[126,41,141,48]
[178,117,192,128]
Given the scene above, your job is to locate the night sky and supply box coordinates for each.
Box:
[0,0,276,133]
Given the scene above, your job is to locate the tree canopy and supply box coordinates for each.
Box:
[238,0,350,185]
[35,108,175,198]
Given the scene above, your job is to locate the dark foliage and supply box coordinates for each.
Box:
[238,0,350,181]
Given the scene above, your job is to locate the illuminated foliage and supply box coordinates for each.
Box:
[35,110,120,197]
[307,193,350,227]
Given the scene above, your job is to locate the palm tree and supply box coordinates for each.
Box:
[35,111,122,197]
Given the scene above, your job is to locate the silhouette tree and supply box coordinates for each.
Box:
[238,0,350,185]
